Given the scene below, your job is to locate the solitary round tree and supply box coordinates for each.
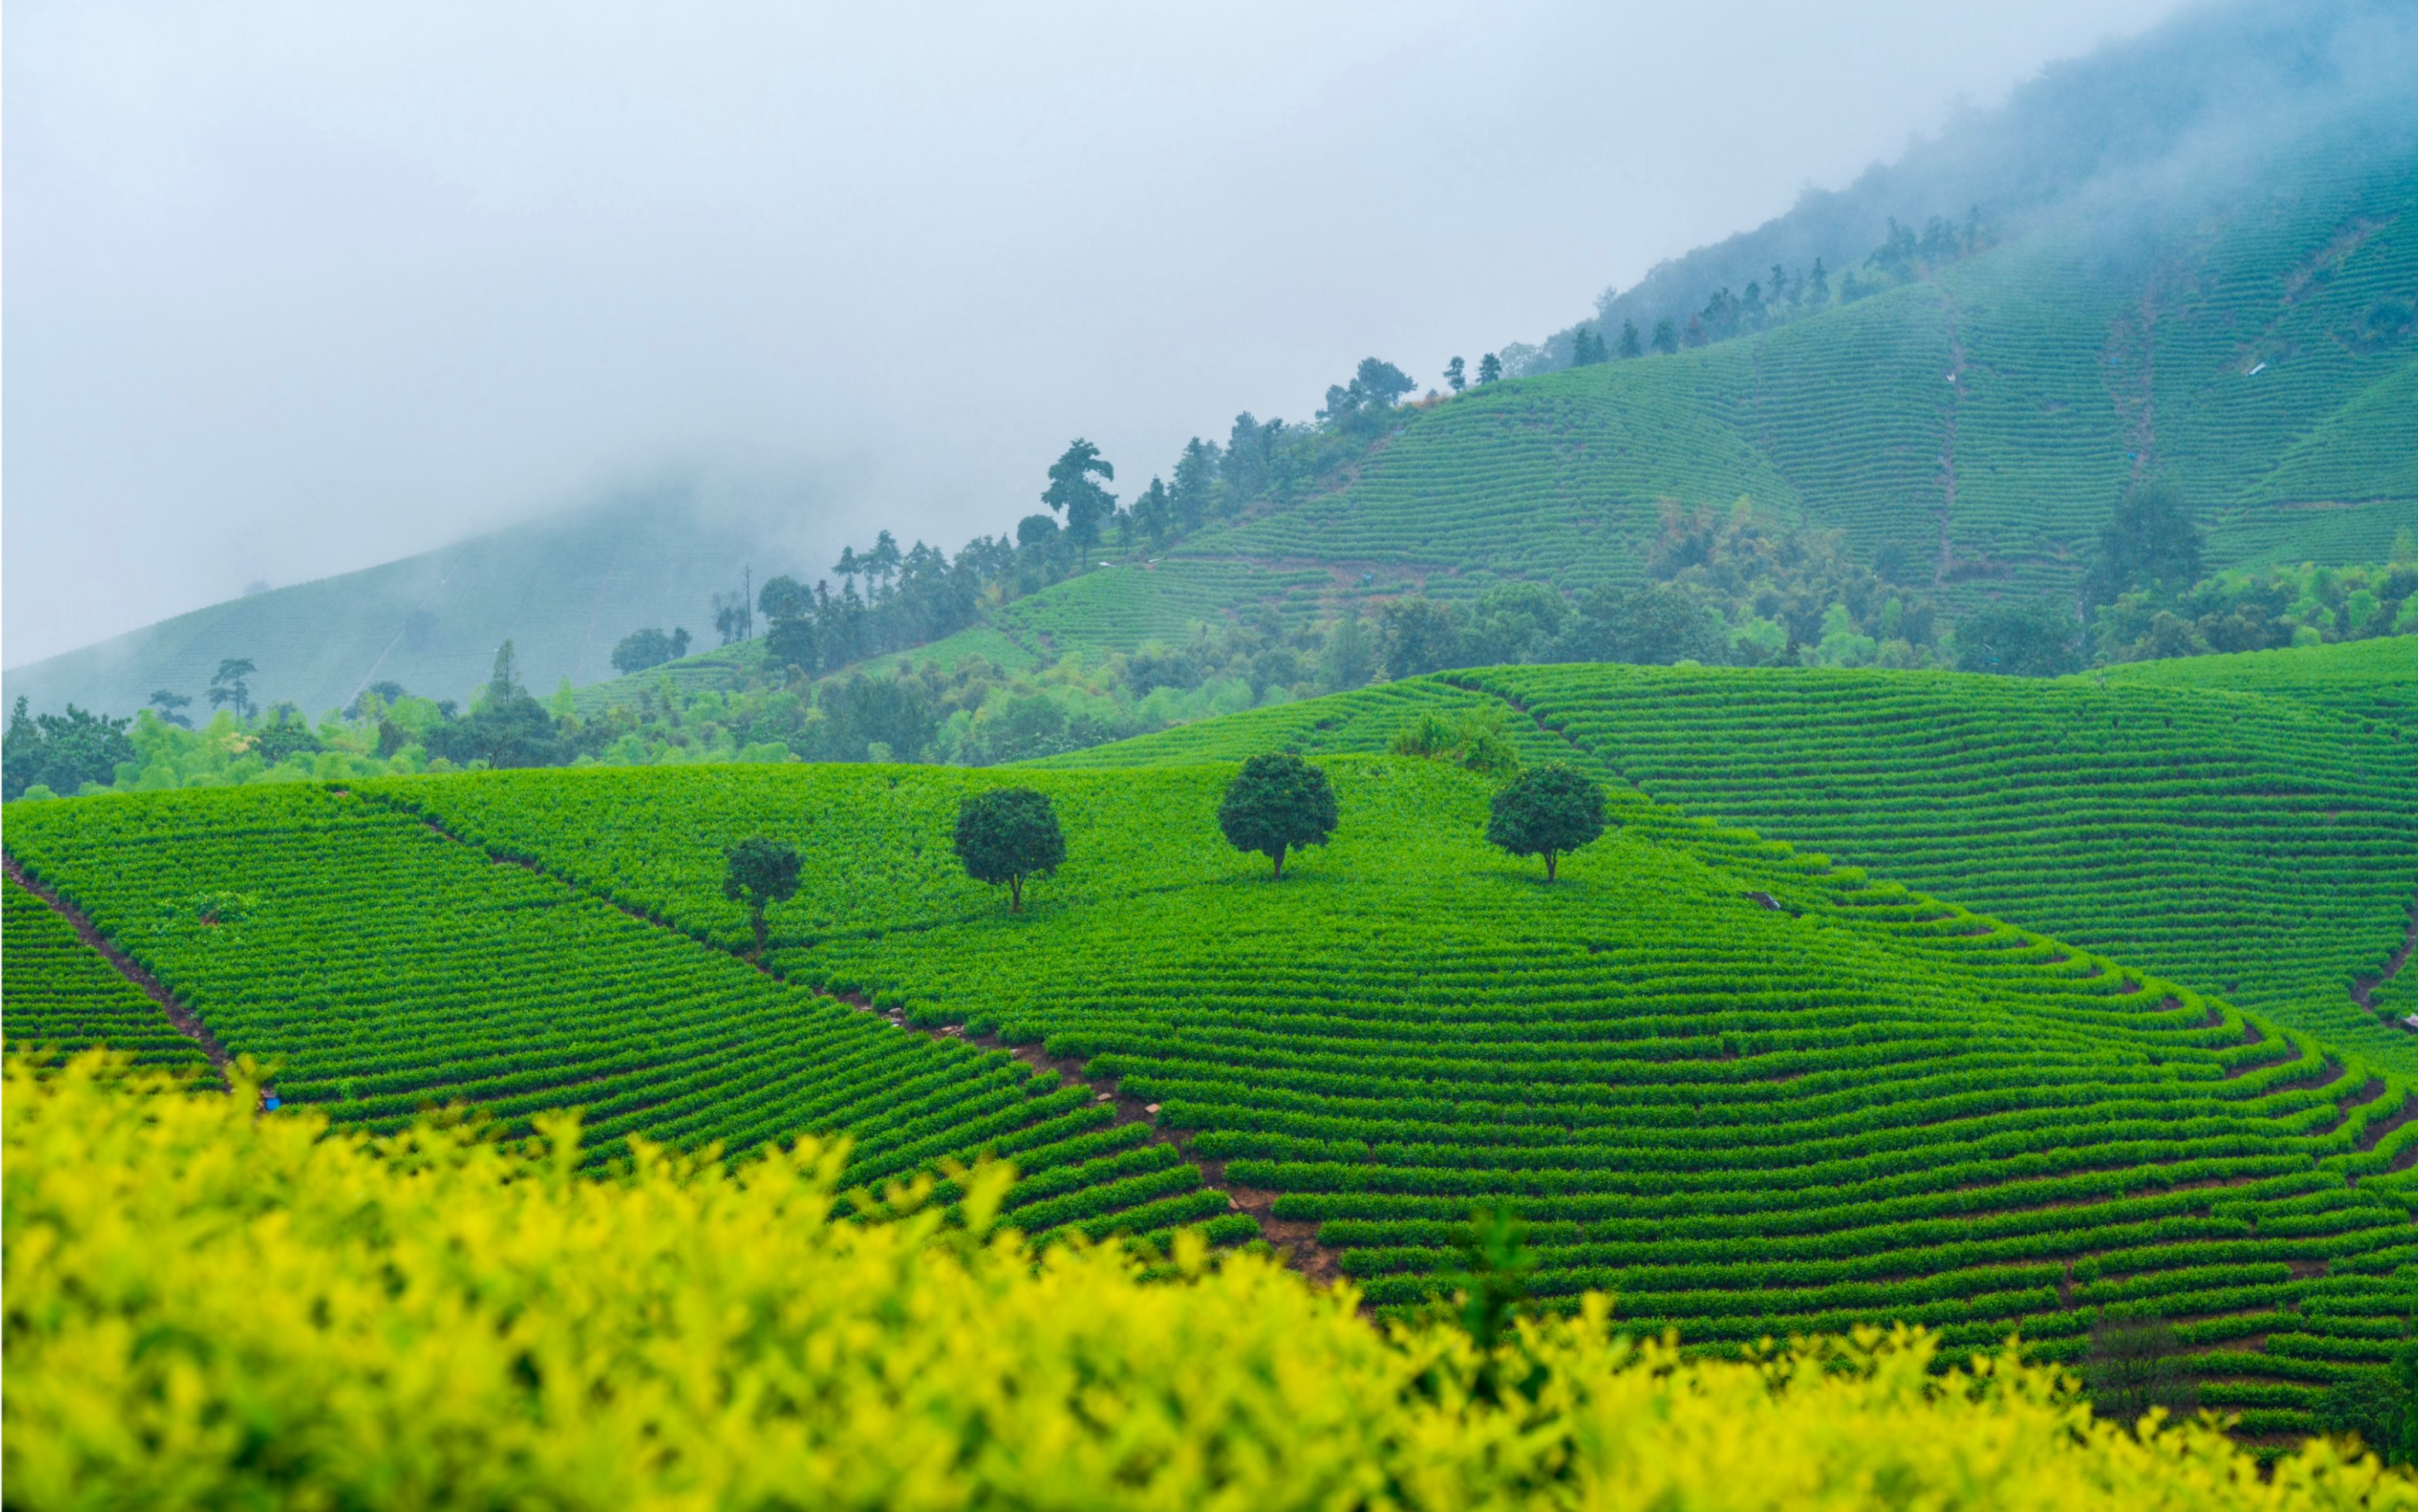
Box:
[1486,764,1606,882]
[1217,752,1339,880]
[954,787,1066,912]
[722,838,802,957]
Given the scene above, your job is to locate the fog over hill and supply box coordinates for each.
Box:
[12,0,2412,723]
[1560,0,2418,369]
[7,0,2177,675]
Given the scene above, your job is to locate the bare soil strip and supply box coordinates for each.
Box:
[3,853,231,1078]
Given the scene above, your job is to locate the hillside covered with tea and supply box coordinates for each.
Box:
[7,648,2413,1444]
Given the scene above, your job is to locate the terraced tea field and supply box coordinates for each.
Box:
[2096,633,2418,728]
[1056,645,2418,1075]
[1139,133,2418,625]
[2,877,215,1078]
[313,758,2416,1438]
[991,559,1333,658]
[8,653,2414,1439]
[0,788,1242,1248]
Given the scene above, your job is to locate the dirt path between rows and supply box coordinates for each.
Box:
[380,798,1353,1287]
[4,853,232,1081]
[2350,891,2418,1020]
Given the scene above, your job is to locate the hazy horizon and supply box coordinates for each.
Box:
[4,0,2186,669]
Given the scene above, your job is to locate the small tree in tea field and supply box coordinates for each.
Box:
[2082,1308,2198,1425]
[1218,753,1339,881]
[721,838,802,957]
[1486,764,1605,882]
[954,787,1066,912]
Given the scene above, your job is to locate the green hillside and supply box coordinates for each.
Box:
[560,107,2418,718]
[1052,640,2418,1075]
[4,489,782,721]
[6,707,2413,1434]
[2097,632,2418,725]
[1157,129,2416,615]
[0,785,1244,1248]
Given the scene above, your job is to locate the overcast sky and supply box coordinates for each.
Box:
[3,0,2187,667]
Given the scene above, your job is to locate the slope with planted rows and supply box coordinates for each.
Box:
[221,755,2418,1440]
[0,786,1244,1250]
[1052,643,2418,1075]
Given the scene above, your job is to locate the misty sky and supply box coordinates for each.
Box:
[4,0,2187,667]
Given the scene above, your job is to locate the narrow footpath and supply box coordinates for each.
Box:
[2349,891,2418,1018]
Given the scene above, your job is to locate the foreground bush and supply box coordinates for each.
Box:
[6,1056,2412,1510]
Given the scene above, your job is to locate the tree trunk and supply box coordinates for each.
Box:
[1010,875,1023,913]
[752,910,768,960]
[1545,852,1558,883]
[1271,845,1286,881]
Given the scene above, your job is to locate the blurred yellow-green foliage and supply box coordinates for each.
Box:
[7,1053,2413,1510]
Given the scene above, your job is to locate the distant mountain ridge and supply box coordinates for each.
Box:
[4,488,791,719]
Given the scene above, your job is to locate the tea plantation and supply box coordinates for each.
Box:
[1056,641,2418,1076]
[1137,125,2418,620]
[5,658,2414,1442]
[1,878,214,1077]
[0,788,1244,1248]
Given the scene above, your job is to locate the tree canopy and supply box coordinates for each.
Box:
[611,627,693,675]
[953,788,1066,912]
[721,837,802,956]
[2082,480,2204,608]
[1319,358,1417,432]
[1956,599,2085,677]
[1217,753,1339,880]
[1042,440,1119,551]
[2,697,136,801]
[207,659,257,722]
[1484,764,1607,882]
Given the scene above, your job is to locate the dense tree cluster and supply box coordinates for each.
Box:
[2093,544,2418,663]
[1372,503,1943,681]
[613,626,693,674]
[2,698,136,800]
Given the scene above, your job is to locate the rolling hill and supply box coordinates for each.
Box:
[1052,638,2418,1076]
[589,68,2418,705]
[6,653,2413,1437]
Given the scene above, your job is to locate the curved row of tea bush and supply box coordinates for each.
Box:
[1049,643,2418,1073]
[366,758,2418,1439]
[0,877,214,1077]
[1457,658,2418,1069]
[0,785,1232,1244]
